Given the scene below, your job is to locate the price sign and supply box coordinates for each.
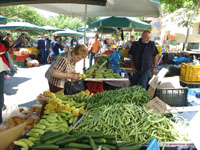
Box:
[146,97,167,114]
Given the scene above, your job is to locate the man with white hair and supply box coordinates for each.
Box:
[129,30,158,90]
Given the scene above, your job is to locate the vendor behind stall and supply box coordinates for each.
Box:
[45,44,88,93]
[13,33,28,48]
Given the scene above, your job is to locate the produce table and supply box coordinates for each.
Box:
[84,78,129,81]
[85,78,130,89]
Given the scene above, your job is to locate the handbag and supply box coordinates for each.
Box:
[64,80,85,95]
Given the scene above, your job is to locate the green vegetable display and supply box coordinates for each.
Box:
[75,104,188,143]
[87,86,150,109]
[31,131,142,150]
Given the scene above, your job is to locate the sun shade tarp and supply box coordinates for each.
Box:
[89,16,151,30]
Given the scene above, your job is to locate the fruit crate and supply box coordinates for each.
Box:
[180,63,200,82]
[87,81,104,94]
[14,61,26,68]
[180,79,200,88]
[15,54,29,62]
[155,88,188,107]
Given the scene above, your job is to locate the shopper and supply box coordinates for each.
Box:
[89,34,101,67]
[44,34,51,64]
[0,35,10,123]
[3,33,13,48]
[124,35,135,50]
[129,30,158,90]
[45,44,88,93]
[37,36,46,64]
[50,35,65,62]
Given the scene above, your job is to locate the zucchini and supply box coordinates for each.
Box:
[101,145,110,150]
[60,148,81,150]
[118,143,142,150]
[84,131,103,138]
[40,132,63,142]
[56,138,77,145]
[101,144,117,150]
[32,144,59,150]
[101,135,115,140]
[45,134,70,144]
[106,140,117,145]
[67,143,91,149]
[89,137,97,150]
[81,138,106,144]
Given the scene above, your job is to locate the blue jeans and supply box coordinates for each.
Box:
[0,71,5,123]
[130,69,151,90]
[89,52,96,67]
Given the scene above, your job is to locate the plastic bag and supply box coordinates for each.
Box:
[146,138,159,150]
[64,80,85,95]
[109,50,120,67]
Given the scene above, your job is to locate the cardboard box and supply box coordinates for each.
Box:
[0,122,26,150]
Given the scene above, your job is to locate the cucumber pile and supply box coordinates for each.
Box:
[31,131,142,150]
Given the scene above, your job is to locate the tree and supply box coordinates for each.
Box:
[160,0,200,50]
[48,15,84,30]
[1,5,48,26]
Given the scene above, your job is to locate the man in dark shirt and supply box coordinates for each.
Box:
[37,36,46,64]
[129,30,158,90]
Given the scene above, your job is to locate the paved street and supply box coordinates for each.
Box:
[4,58,90,108]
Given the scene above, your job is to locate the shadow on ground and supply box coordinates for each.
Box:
[19,99,37,108]
[4,77,31,95]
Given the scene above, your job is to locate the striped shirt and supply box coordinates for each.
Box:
[45,52,75,88]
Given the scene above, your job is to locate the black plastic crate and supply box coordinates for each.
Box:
[155,88,188,107]
[180,80,200,88]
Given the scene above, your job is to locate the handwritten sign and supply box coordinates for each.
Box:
[145,97,167,114]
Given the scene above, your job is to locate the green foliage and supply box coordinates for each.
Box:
[161,0,199,13]
[1,5,48,26]
[48,14,84,30]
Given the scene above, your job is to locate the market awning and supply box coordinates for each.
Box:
[0,21,45,31]
[28,0,160,17]
[0,0,107,6]
[42,25,64,31]
[0,15,7,24]
[89,16,151,30]
[52,28,83,36]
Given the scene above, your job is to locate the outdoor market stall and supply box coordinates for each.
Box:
[0,85,198,150]
[0,21,45,67]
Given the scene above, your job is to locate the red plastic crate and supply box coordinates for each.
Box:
[87,81,104,94]
[16,55,29,62]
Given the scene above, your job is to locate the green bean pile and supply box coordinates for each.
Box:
[87,86,150,109]
[76,104,188,143]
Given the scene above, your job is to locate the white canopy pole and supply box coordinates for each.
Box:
[83,4,87,72]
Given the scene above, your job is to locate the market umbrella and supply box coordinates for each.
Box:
[52,28,83,36]
[77,26,117,34]
[0,21,45,31]
[28,0,160,17]
[0,16,7,24]
[0,0,107,6]
[42,25,64,31]
[88,16,151,30]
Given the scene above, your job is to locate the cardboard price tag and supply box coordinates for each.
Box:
[145,97,167,114]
